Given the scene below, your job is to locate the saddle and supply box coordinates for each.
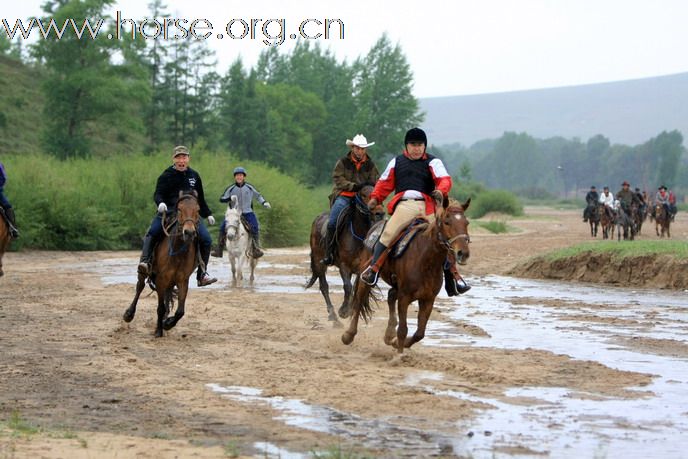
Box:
[319,205,353,244]
[364,218,429,258]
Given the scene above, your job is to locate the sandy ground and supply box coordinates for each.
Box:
[0,207,686,458]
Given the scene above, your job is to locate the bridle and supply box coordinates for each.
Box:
[161,193,200,240]
[437,206,470,254]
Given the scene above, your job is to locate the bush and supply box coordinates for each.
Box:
[469,189,524,218]
[4,152,329,250]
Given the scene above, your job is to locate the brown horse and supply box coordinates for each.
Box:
[306,185,384,323]
[0,209,10,277]
[123,191,201,337]
[599,203,615,240]
[586,202,600,237]
[654,203,671,238]
[342,197,471,353]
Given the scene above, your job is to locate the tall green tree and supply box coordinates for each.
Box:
[32,0,148,158]
[353,34,423,157]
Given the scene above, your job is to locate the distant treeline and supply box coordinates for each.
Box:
[436,130,687,199]
[0,0,421,185]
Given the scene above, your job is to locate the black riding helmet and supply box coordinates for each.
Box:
[404,127,427,145]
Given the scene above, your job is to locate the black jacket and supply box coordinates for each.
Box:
[153,166,212,218]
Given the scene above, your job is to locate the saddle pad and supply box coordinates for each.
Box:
[364,220,385,251]
[392,219,429,258]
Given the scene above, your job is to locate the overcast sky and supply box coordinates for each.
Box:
[3,0,688,98]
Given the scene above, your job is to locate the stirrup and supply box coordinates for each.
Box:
[360,267,378,286]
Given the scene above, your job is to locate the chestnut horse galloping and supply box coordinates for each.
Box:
[342,198,471,353]
[306,185,383,323]
[123,191,201,337]
[654,203,671,238]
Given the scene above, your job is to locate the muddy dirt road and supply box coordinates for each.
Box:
[1,208,687,458]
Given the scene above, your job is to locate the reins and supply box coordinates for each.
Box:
[161,194,200,256]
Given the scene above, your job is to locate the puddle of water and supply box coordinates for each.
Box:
[426,275,688,458]
[207,383,458,457]
[253,442,306,459]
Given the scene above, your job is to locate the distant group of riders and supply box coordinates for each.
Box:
[582,181,678,239]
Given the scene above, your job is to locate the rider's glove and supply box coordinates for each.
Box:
[157,202,167,214]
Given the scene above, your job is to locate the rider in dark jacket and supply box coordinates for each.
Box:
[583,185,599,222]
[137,146,217,287]
[0,162,19,238]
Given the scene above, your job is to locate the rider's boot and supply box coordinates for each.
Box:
[320,226,336,265]
[210,228,226,258]
[251,233,264,258]
[197,244,218,287]
[137,234,154,276]
[444,263,471,296]
[360,241,387,286]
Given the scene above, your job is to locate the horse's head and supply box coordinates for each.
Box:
[224,195,242,240]
[439,198,471,265]
[354,184,385,222]
[177,190,200,241]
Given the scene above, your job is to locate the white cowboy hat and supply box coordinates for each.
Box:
[345,134,375,148]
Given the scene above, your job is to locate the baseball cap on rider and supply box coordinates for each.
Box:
[404,127,427,145]
[233,166,247,176]
[173,145,189,157]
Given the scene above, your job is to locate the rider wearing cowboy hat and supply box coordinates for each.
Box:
[321,134,380,266]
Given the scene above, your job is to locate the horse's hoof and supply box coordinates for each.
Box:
[338,308,350,319]
[341,332,355,345]
[163,318,176,330]
[122,310,134,323]
[155,329,163,338]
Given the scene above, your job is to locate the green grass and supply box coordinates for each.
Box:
[475,220,510,234]
[544,240,688,261]
[1,411,41,437]
[311,444,375,459]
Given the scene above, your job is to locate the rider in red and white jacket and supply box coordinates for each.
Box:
[361,127,469,294]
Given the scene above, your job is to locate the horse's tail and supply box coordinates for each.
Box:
[304,257,318,289]
[350,275,377,323]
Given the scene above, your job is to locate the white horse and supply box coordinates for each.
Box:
[225,196,257,286]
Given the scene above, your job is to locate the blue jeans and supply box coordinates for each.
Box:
[242,212,259,236]
[328,196,352,230]
[145,213,211,250]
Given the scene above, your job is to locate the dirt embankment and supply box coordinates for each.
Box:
[510,252,688,289]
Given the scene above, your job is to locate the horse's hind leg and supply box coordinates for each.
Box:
[249,257,256,286]
[123,273,146,322]
[342,278,369,345]
[155,291,166,337]
[394,295,411,354]
[384,288,398,346]
[164,282,188,331]
[337,268,353,320]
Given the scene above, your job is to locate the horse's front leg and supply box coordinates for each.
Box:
[405,298,434,349]
[395,295,410,354]
[123,273,147,323]
[229,254,237,287]
[249,257,256,286]
[155,290,166,337]
[384,287,398,346]
[164,281,188,330]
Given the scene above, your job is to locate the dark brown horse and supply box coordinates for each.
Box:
[342,198,471,353]
[123,191,201,337]
[306,185,383,324]
[0,209,10,277]
[654,203,671,238]
[599,203,615,240]
[586,202,600,237]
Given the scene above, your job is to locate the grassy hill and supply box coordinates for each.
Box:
[420,72,688,147]
[0,55,44,154]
